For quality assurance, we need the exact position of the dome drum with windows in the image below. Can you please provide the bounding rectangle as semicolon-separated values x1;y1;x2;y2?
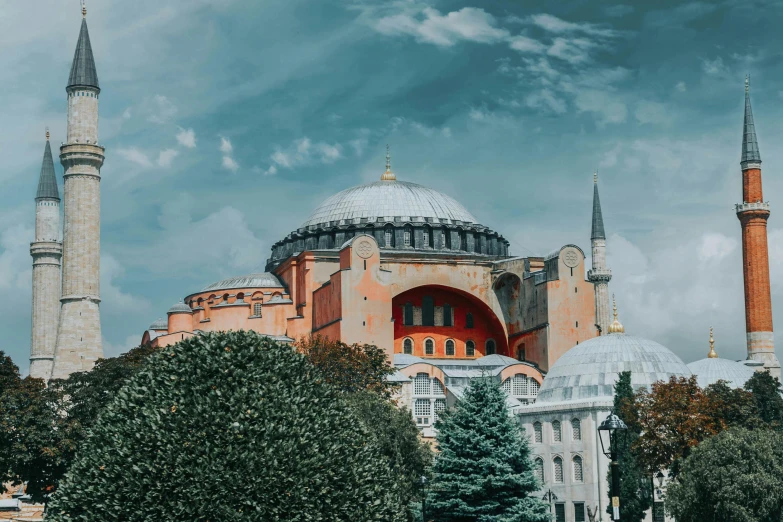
266;149;509;270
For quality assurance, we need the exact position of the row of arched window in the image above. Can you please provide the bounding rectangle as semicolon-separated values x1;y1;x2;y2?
501;374;540;403
534;455;583;484
403;338;495;356
532;419;581;443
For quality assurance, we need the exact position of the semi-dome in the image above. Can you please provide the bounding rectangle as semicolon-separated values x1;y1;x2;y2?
167;302;192;314
537;333;692;404
201;273;283;292
302;180;478;228
149;317;168;331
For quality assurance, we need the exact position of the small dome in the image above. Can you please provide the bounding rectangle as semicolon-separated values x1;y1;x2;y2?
149;317;168;331
687;358;756;389
167;302;192;314
301;180;478;228
201;273;283;292
537;333;692;404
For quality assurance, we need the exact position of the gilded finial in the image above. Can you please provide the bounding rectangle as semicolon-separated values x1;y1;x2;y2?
745;74;750;93
45;127;50;141
381;144;396;181
708;327;718;358
594;170;598;184
608;294;625;334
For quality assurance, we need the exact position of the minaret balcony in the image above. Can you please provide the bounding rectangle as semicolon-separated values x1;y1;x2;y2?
736;201;770;215
588;268;612;282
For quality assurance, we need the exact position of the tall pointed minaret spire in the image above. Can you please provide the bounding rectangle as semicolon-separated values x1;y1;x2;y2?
735;77;779;378
588;171;612;335
51;6;105;380
381;144;396;181
29;130;62;379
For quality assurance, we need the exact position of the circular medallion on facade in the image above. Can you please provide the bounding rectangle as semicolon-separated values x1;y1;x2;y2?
562;247;581;268
356;239;374;259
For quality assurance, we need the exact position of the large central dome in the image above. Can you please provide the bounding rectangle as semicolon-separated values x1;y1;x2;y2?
302;180;478;228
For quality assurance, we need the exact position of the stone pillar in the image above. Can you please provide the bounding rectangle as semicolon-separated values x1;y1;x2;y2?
30;205;61;379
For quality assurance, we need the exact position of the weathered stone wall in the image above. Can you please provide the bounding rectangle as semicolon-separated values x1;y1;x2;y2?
35;200;60;241
66;89;99;144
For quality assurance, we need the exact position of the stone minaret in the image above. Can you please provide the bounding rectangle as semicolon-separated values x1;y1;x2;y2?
588;172;612;335
736;77;779;378
29;131;62;379
51;6;105;380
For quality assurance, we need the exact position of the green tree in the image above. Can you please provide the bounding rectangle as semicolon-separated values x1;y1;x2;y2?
703;380;761;429
47;331;407;521
608;372;651;522
744;371;783;429
428;377;548;522
667;428;783;522
296;335;396;398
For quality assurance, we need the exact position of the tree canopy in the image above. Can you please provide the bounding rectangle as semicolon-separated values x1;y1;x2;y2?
744;371;783;429
46;331;408;521
428;377;548;522
666;428;783;522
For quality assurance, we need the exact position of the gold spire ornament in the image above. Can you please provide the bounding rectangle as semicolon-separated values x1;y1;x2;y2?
745;74;749;93
380;144;396;181
708;327;718;358
45;127;50;141
608;295;625;334
594;170;598;184
82;0;87;17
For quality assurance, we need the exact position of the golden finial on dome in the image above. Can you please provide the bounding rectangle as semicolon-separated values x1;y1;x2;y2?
45;127;50;141
608;294;625;334
708;326;718;358
82;0;87;17
380;144;396;181
594;170;598;184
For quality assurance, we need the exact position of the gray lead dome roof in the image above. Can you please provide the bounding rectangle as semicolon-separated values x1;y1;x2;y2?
537;333;692;404
201;273;283;292
687;358;756;389
302;180;478;228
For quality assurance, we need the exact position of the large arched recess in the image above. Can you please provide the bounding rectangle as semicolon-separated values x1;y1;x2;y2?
493;272;523;336
392;285;509;358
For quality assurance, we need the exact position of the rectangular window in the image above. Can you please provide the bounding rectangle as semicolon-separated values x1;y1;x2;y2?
414;374;431;395
253;303;262;316
573;503;585;522
422;296;435;326
555;503;566;522
414;399;431;426
434;398;446;420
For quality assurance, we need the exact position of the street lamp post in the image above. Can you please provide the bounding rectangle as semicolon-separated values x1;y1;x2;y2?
598;411;628;521
541;489;558;518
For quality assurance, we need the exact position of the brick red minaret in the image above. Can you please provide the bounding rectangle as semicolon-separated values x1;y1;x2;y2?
737;76;780;378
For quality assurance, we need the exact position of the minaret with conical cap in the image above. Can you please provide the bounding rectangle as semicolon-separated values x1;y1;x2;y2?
29;130;63;379
736;76;779;378
587;172;612;335
51;4;105;380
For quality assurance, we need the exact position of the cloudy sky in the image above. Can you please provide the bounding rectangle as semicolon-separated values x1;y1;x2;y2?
2;0;782;372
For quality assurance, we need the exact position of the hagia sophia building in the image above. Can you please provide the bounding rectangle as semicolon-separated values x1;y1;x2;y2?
24;8;780;522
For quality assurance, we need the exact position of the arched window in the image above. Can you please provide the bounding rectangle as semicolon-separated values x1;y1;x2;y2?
466;340;475;357
473;233;480;253
442;230;451;249
432;378;445;395
403;338;413;354
423;226;433;248
445;339;455;356
422;296;435;326
533;422;543;443
534;458;545;483
236;292;245;302
571;419;581;441
404;302;414;326
197;298;203;308
403;226;413;247
552;420;562;442
530;380;540;396
425;339;434;355
443;303;452;327
414;373;431;395
573;456;583;482
485;339;496;355
223;293;229;303
384;225;394;248
517;345;526;361
253;303;262;317
465;313;474;329
553;457;564;483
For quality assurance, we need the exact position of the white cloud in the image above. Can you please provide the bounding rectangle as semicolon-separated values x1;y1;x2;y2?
222;155;239;172
547;37;598;64
219;136;234;154
146;95;178;124
122;108;132;120
176;128;197;148
530;14;618;37
157;149;179;168
702;57;726;76
374;7;509;47
268;137;343;171
525;89;567;114
634;100;673;125
509;35;546;54
101;254;150;314
571;89;627;125
676;81;687;92
117;147;153;168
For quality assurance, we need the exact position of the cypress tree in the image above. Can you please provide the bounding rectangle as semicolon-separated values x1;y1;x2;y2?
428;377;548;522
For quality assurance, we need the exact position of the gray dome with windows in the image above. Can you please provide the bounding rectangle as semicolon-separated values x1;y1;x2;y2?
267;175;510;270
200;273;283;292
537;333;692;404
